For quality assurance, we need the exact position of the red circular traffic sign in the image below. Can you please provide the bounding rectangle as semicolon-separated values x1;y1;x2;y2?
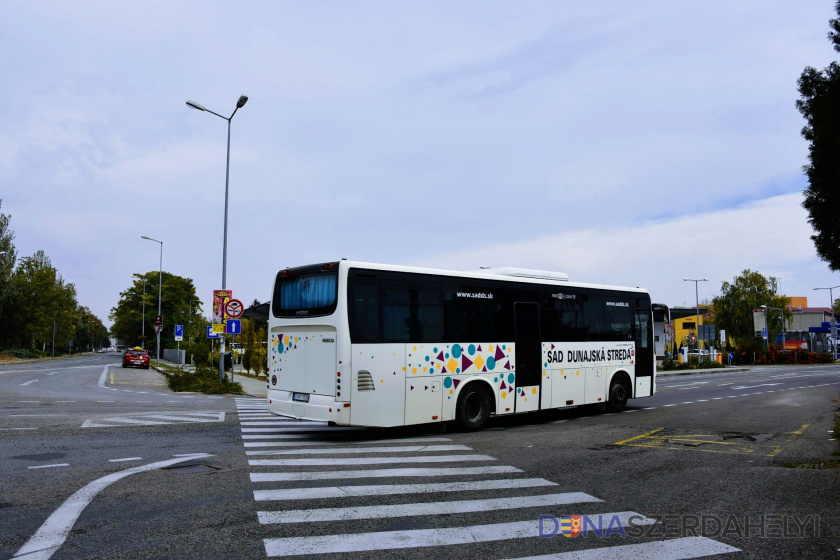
225;299;244;319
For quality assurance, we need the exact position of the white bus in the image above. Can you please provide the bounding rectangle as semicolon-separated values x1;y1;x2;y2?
267;261;656;430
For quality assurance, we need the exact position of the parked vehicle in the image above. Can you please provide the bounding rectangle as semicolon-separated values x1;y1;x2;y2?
122;347;150;369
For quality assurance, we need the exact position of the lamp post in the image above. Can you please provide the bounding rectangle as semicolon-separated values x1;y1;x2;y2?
142;236;163;366
814;285;840;361
761;305;786;349
683;278;708;354
186;94;248;383
141;278;147;349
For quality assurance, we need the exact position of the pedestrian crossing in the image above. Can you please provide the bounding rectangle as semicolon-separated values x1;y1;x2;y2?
234;397;741;559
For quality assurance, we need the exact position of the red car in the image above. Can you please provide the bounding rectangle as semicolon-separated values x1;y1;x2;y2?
122;347;150;369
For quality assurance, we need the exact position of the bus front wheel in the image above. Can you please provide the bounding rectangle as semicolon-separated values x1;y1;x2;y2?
455;383;492;431
606;376;629;412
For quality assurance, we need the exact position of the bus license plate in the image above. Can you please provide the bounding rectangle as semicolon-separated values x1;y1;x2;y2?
292;393;309;403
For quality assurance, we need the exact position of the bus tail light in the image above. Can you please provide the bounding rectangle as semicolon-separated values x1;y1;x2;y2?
343;403;350;407
322;263;335;271
432;415;438;420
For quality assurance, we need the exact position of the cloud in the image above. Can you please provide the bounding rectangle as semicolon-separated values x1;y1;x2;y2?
411;192;827;305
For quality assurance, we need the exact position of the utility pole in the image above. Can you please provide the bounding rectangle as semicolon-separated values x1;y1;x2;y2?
683;278;708;354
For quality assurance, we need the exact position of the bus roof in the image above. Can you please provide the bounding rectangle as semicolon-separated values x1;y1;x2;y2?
340;260;649;295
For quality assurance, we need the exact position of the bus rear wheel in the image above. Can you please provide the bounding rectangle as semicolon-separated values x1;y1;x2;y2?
455;383;492;431
606;376;629;412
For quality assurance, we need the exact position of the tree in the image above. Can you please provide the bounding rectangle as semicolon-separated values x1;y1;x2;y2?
0;200;17;323
711;270;790;348
797;2;840;270
109;271;200;353
241;318;255;374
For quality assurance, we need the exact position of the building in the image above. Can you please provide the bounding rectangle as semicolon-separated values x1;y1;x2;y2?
751;297;834;350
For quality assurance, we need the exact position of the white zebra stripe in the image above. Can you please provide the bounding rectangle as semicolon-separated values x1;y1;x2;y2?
245;444;471;456
250;465;523;482
253;477;557;501
249;454;496;466
262;512;655;556
243;437;451;447
500;536;740;559
258;492;601;523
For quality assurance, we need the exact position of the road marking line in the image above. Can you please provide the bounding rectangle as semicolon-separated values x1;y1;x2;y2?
243;437;451;448
663;404;677;407
14;453;211;560
499;535;740;559
550;419;569;423
57;401;76;403
28;464;69;470
712;397;723;400
623;409;638;413
643;407;657;410
254;478;557;501
250;454;498;467
732;383;781;390
110;372;114;385
696;399;708;402
251;465;524;482
262;512;655;556
18;400;40;403
259;492;602;524
108;457;142;463
681;402;694;404
96;401;114;403
246;444;472;456
20;380;39;386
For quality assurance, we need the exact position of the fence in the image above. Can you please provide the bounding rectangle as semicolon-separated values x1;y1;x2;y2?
162;349;185;365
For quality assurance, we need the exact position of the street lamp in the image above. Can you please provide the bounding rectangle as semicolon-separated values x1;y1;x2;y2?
142;236;163;366
140;277;147;349
186;94;248;383
683;278;708;355
761;305;786;349
814;285;840;361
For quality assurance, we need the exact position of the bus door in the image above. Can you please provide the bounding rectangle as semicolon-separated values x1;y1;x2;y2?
634;308;654;397
514;302;541;412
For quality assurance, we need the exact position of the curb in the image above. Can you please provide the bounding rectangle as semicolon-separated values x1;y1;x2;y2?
0;353;99;366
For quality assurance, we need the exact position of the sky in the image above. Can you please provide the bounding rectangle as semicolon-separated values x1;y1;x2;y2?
2;0;839;327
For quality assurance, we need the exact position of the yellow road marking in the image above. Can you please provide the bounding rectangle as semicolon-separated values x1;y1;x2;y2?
614;428;664;445
614;425;810;457
110;372;114;385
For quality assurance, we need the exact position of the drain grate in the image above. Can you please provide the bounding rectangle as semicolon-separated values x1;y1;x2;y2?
161;463;220;475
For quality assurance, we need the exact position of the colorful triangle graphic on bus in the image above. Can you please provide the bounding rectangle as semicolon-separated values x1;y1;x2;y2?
452;379;461;389
500;381;507;390
495;346;506;361
436;352;445;361
461;356;473;371
503;360;511;370
477;345;482;352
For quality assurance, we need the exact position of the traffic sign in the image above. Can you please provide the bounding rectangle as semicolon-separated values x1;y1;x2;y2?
728;352;734;360
762;327;768;339
225;299;244;319
174;325;184;342
211;323;225;334
153;325;161;334
154;315;162;327
206;326;220;339
226;319;241;335
213;290;232;321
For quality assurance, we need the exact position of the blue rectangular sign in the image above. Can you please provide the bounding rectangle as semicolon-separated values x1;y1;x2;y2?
174;325;184;341
206;326;220;339
226;319;241;335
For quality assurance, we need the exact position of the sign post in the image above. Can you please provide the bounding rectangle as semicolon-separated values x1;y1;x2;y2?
213;290;232;382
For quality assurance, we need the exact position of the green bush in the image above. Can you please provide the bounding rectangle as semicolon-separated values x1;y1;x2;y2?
165;364;243;394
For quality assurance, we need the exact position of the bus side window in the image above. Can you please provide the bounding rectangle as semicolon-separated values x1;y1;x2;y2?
350;281;380;343
383;288;411;342
634;310;650;348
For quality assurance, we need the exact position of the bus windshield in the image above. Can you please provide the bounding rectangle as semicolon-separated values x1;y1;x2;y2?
272;265;338;317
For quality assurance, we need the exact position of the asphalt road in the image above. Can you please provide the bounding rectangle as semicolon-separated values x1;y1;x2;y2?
1;356;839;559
